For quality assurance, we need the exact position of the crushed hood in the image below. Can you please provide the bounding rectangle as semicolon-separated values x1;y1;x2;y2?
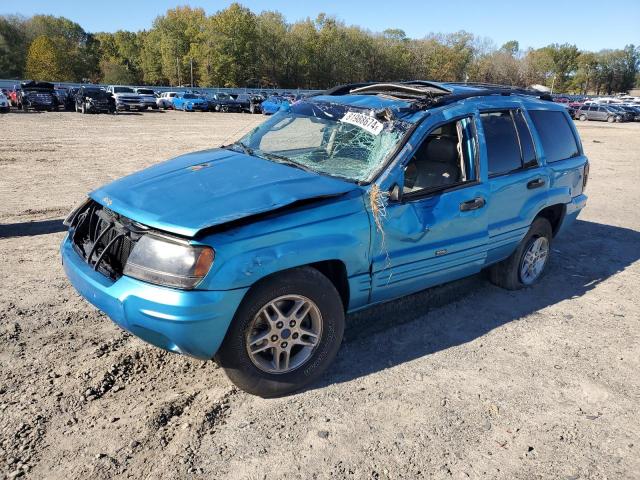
90;148;359;237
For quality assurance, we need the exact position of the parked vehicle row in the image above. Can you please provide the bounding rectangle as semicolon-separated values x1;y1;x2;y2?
1;84;291;115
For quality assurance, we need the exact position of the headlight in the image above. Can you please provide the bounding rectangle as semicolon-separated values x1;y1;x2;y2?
63;198;91;226
123;235;214;289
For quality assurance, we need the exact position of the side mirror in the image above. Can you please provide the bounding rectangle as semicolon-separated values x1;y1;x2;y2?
389;184;402;203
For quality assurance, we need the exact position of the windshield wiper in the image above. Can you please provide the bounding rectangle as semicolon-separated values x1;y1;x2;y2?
259;152;311;172
230;141;254;156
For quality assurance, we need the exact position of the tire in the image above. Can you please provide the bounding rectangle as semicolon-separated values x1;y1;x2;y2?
607;116;615;123
81;103;87;114
579;114;587;121
249;104;255;114
216;266;345;398
488;217;552;290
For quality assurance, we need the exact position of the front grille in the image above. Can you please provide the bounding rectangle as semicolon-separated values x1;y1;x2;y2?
70;201;145;280
118;97;140;104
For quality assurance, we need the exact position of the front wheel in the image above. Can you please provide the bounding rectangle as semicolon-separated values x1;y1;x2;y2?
579;114;587;121
81;103;87;114
488;217;552;290
216;267;345;398
607;116;615;123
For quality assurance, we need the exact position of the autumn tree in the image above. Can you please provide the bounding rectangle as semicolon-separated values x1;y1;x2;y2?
24;35;65;80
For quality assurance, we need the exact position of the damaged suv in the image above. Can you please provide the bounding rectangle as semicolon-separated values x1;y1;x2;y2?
61;81;588;397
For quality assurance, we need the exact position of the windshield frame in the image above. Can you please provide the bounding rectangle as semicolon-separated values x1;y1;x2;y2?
233;100;416;185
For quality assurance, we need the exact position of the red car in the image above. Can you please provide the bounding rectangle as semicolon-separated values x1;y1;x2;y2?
8;86;19;107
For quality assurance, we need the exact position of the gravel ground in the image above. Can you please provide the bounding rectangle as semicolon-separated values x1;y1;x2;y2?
0;111;639;480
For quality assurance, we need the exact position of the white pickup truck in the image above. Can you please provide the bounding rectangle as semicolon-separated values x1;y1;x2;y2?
105;86;147;111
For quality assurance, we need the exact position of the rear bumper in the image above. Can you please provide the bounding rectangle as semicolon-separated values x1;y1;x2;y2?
60;235;247;360
557;194;587;237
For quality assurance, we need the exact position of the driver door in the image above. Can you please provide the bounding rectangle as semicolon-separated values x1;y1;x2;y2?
370;115;489;303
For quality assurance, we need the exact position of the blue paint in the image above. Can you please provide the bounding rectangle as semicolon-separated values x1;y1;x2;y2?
62;82;588;360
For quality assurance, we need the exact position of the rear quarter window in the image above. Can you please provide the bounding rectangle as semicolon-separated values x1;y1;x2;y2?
528;110;580;163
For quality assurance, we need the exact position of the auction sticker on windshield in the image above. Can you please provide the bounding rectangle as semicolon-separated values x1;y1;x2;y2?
340;111;384;135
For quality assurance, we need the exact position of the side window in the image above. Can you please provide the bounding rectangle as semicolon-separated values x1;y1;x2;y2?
403;117;476;195
480;111;523;176
512;110;537;168
527;110;580;163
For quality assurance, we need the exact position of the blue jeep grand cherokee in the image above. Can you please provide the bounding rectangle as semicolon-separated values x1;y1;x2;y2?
61;81;588;397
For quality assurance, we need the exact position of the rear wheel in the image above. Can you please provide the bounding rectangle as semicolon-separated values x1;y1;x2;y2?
216;267;345;398
81;102;87;114
488;217;552;290
579;114;587;121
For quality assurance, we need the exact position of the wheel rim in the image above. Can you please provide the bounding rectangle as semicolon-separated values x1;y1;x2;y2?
246;294;323;374
519;236;549;285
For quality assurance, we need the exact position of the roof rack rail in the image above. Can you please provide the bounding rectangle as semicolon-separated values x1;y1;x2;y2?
320;81;553;106
322;83;375;96
434;85;553;105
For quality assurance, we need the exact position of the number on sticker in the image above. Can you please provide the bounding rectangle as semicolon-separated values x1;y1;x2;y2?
340;111;384;135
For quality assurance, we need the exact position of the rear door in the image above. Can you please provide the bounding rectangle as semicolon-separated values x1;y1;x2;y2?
594;106;607;121
478;109;548;264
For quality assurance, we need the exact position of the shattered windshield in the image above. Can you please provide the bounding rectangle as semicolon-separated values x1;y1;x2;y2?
236;101;411;182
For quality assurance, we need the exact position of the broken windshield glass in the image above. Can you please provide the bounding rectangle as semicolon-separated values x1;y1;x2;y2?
237;101;411;182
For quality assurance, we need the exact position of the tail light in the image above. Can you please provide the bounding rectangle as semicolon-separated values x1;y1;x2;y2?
583;162;589;191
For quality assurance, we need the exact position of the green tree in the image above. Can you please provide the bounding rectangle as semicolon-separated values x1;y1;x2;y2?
0;15;28;78
199;3;258;87
24;35;65;80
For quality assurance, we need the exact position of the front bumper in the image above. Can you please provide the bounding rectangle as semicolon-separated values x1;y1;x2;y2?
116;101;147;110
60;235;247;360
185;103;208;111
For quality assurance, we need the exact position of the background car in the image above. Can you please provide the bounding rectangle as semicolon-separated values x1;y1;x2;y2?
156;91;178;109
574;105;623;122
0;91;9;113
8;86;19;107
619;105;640;121
75;86;116;114
173;93;209;111
134;88;159;110
606;105;635;122
105;86;147;111
232;93;264;113
17;81;57;111
207;92;242;112
260;95;289;115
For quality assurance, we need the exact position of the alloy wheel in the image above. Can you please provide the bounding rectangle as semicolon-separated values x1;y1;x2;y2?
245;295;323;374
519;236;549;285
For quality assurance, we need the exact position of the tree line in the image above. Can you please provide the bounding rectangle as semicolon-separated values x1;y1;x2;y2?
1;4;638;94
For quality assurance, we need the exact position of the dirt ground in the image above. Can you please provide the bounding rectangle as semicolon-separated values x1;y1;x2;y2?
0;110;639;480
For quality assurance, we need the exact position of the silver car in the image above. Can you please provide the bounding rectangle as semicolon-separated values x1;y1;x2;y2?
135;88;158;110
575;105;624;123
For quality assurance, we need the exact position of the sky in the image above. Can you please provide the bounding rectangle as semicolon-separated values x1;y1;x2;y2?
3;0;639;52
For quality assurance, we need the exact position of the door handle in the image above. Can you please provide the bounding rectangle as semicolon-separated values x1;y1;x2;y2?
527;178;546;189
459;197;486;211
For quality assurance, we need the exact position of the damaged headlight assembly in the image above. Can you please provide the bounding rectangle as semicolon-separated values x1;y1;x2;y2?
123;235;214;290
